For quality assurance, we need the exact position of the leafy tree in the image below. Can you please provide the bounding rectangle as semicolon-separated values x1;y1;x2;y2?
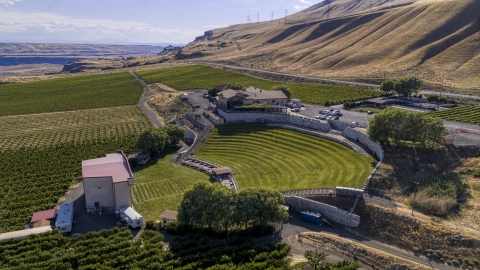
226;83;244;90
367;108;446;147
163;124;186;146
394;77;423;97
208;88;222;97
304;249;327;269
274;85;292;100
380;79;395;93
136;128;168;153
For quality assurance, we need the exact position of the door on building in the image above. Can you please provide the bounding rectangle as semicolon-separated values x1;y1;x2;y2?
94;202;100;208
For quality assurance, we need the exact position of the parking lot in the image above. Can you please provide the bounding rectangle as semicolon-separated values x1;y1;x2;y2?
294;104;374;127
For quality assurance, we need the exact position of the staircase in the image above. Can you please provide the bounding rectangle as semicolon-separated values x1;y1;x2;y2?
178;124;213;160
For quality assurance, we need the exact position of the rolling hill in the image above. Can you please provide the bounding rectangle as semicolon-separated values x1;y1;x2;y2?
179;0;480;90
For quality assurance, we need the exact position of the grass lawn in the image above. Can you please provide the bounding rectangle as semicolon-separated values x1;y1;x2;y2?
136;65;381;105
131;148;210;222
0;72;143;116
194;124;376;190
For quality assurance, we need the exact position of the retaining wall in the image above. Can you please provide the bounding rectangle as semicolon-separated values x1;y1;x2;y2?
186;113;207;130
336;187;364;197
284;196;360;227
218;110;331;132
342;127;384;161
175;119;196;142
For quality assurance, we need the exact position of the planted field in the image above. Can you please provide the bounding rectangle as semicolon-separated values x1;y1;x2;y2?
194;124;375;190
430;106;480;125
131;149;210;221
0;106;151;150
136;65;381;105
0;72;143;116
0;135;138;232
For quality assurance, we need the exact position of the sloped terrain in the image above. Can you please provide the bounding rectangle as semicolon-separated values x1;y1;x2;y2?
181;0;480;90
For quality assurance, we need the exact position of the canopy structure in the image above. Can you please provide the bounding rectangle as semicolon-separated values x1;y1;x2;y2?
211;167;233;176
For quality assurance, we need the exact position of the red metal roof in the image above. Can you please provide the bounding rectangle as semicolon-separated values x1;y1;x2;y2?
82;151;133;183
30;208;56;223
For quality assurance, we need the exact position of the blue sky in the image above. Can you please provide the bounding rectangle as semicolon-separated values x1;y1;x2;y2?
0;0;314;44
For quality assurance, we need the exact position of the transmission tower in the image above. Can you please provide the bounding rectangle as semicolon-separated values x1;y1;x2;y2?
271;11;274;22
284;9;288;25
257;13;259;23
327;4;330;19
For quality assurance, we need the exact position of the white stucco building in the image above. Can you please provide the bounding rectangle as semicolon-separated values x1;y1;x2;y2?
82;150;134;213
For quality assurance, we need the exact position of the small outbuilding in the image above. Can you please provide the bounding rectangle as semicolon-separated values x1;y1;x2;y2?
211;167;233;177
30;208;56;224
365;98;397;108
159;210;178;226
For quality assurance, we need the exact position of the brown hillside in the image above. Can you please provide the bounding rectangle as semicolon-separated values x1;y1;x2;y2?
181;0;480;90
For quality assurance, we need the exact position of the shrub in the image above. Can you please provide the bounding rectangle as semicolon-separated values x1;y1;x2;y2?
472;171;480;178
412;246;420;252
145;220;155;230
446;260;452;265
324;101;331;106
452;260;459;266
166;221;185;235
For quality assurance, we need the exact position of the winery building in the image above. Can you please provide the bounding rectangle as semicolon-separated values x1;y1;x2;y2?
82;150;134;213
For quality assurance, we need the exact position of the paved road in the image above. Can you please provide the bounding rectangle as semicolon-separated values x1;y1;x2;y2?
195;62;480;100
419;90;480;101
262;211;455;269
131;72;162;128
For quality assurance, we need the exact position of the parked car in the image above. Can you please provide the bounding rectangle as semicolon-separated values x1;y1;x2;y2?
320;115;327;120
333;116;339;120
315;115;321;119
203;93;209;98
291;108;300;112
367;111;373;114
193;104;200;108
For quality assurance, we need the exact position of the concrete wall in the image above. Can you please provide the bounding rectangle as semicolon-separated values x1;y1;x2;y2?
185;113;206;130
217;110;331;132
336;187;364;197
175;119;196;142
285;196;360;227
84;177;114;210
113;181;132;211
342;127;384;161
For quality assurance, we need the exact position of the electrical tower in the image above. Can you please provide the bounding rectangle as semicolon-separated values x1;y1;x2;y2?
271;11;274;22
257;13;259;23
284;9;288;25
327;4;330;19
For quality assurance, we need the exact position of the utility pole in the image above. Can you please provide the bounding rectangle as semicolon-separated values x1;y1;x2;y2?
284;9;288;25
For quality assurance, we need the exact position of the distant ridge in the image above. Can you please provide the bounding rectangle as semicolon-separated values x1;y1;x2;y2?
180;0;480;90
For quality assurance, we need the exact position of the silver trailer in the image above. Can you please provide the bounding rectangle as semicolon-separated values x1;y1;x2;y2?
55;203;74;233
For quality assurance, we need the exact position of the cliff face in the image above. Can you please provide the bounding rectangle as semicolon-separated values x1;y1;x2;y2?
180;0;480;90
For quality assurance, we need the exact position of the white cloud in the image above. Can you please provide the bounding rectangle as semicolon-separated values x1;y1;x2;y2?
0;0;20;6
0;11;200;43
299;0;310;3
294;5;308;10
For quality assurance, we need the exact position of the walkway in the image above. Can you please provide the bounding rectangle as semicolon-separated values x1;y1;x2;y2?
131;72;162;128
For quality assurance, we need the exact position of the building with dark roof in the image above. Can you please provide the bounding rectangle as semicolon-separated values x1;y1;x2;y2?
217;86;288;108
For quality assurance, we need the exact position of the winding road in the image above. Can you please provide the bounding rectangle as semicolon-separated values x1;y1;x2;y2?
131;72;162;128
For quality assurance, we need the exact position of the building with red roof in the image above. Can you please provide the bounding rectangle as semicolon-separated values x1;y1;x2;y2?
82;150;134;213
30;208;56;223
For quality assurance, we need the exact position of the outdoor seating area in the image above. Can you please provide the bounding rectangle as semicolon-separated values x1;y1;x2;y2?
181;158;238;190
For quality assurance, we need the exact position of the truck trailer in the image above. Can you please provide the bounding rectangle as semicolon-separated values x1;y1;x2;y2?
55;203;74;233
119;206;143;229
300;210;321;225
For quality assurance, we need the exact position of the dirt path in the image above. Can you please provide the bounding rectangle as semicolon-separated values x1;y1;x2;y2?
131;72;162;128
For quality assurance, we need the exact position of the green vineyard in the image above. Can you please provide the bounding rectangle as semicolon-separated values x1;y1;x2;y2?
0;136;139;232
136;65;382;105
0;106;151;150
0;72;144;116
430;106;480;125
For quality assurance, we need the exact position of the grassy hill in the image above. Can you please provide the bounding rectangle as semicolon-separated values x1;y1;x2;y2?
180;0;480;91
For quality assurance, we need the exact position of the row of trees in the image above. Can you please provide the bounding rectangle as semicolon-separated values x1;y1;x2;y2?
380;77;423;97
136;124;186;153
178;182;288;233
367;108;446;148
